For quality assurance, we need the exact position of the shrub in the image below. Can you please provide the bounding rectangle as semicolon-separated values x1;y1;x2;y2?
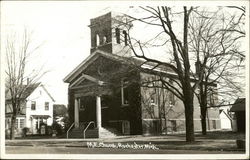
52;121;62;135
22;127;29;137
47;126;53;135
5;129;11;139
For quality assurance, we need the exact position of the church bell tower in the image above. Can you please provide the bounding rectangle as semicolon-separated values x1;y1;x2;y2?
89;12;133;57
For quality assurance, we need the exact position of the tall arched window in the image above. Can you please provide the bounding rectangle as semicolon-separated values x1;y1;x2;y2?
123;30;128;46
96;34;100;46
103;36;107;44
115;28;120;44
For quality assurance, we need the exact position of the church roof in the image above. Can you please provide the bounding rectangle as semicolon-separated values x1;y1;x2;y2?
63;49;174;83
230;98;245;112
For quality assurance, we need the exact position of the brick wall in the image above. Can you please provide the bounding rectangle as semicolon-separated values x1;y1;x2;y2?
139;72;221;135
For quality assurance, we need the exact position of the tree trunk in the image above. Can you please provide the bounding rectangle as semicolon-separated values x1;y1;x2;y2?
200;92;208;135
200;107;207;135
10;115;16;140
184;95;195;142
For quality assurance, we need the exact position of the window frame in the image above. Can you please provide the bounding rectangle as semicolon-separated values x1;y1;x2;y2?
31;101;36;110
45;102;49;110
15;119;19;129
96;34;100;46
19;119;25;128
115;28;120;44
122;30;128;46
121;78;129;106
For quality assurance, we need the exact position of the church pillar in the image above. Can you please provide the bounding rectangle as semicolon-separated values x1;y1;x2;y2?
74;98;79;128
96;95;102;129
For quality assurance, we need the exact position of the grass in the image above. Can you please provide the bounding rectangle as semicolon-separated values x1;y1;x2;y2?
6;131;246;152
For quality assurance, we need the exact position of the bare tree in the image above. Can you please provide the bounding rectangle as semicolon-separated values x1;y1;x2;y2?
189;7;245;135
5;29;46;139
120;6;196;142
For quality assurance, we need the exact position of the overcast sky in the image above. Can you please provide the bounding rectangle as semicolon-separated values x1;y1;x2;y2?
1;2;135;105
1;1;248;105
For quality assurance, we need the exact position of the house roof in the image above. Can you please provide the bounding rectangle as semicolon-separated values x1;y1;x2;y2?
230;98;245;112
5;83;41;100
219;109;233;120
5;112;26;117
63;49;174;83
41;85;55;102
6;83;55;102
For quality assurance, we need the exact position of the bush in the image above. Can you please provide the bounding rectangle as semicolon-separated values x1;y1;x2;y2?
47;126;53;135
52;121;63;135
236;139;245;149
22;127;29;137
5;129;11;139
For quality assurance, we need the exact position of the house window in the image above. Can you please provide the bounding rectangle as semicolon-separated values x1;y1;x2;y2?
121;79;129;106
15;119;18;129
45;102;49;110
212;120;216;129
115;28;120;44
31;101;36;110
123;30;128;46
20;119;25;128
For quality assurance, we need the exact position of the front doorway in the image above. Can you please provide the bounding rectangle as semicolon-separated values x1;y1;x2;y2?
78;95;112;128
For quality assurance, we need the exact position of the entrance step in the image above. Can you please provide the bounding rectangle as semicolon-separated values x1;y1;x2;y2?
67;128;84;138
99;127;120;138
85;128;98;138
67;127;120;138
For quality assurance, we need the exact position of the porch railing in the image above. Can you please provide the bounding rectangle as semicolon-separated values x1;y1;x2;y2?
83;121;95;139
66;122;75;139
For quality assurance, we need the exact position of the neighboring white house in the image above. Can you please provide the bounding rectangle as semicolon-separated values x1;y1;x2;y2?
219;107;232;130
5;83;55;135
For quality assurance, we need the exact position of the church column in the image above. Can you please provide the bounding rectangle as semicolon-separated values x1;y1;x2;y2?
74;98;80;128
96;95;102;129
37;118;40;129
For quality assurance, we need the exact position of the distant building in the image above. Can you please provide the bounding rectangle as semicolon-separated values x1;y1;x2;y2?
230;98;245;132
64;12;221;138
53;104;68;128
5;83;55;136
219;108;232;130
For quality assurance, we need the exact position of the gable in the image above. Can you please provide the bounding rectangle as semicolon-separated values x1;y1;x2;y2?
64;49;217;89
64;50;138;85
27;85;55;102
69;57;133;90
5;83;40;100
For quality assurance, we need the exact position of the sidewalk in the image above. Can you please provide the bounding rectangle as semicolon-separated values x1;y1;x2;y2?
5;134;245;152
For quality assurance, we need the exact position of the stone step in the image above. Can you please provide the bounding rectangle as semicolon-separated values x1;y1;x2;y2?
99;128;118;138
104;127;121;135
83;129;97;138
67;127;120;138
